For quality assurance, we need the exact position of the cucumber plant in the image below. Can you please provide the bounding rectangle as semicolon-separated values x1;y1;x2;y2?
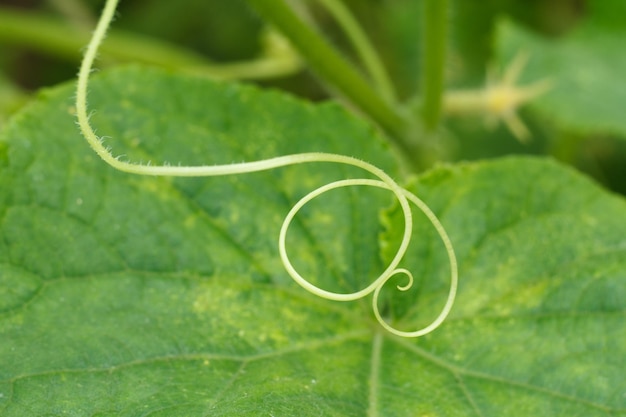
0;0;624;415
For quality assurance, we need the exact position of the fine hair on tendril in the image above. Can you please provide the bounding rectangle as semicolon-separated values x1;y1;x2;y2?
75;0;458;338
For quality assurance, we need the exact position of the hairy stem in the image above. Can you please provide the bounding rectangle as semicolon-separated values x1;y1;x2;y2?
420;0;448;130
76;0;457;338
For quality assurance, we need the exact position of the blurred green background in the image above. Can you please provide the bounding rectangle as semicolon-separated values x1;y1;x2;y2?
1;0;624;195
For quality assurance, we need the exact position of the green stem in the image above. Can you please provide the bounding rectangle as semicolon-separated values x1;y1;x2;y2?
420;0;448;130
0;6;300;80
246;0;408;140
0;7;203;66
317;0;397;104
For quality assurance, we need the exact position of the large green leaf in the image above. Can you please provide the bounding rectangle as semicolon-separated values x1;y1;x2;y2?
1;67;625;416
495;0;626;138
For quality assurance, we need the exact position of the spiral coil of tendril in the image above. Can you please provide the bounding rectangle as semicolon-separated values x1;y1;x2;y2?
76;0;458;338
278;169;458;337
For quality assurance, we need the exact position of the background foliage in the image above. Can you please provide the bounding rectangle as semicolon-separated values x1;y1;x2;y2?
1;0;625;195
